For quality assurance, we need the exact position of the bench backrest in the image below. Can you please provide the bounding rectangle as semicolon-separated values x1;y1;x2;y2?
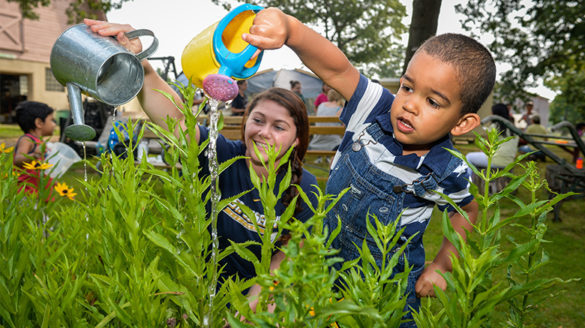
197;115;346;147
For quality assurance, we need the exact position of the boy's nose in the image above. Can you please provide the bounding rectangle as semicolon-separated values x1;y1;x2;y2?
402;99;419;115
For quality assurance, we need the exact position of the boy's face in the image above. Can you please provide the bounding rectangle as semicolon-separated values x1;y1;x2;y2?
40;113;57;137
391;51;467;155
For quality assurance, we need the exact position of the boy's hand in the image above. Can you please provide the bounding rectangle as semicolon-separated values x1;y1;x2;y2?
84;18;143;55
245;7;359;100
242;8;291;51
415;263;447;298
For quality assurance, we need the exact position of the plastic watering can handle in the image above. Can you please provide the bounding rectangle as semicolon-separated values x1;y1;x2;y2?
125;29;159;61
214;4;264;78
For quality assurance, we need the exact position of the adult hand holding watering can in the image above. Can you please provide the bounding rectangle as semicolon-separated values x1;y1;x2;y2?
83;19;197;138
84;18;145;55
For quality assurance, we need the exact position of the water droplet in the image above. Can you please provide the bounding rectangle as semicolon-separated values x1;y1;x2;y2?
82;142;87;182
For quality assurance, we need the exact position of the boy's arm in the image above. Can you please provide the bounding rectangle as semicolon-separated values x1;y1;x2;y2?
13;138;38;167
246;250;286;313
415;200;478;297
243;8;360;100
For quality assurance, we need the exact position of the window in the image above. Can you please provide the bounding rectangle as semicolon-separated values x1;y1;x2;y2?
45;68;64;92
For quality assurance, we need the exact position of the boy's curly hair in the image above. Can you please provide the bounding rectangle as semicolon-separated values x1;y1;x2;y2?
15;101;55;133
416;33;496;115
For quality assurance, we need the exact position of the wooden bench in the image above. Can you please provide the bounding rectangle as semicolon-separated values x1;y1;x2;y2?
139;115;345;172
196;115;346;158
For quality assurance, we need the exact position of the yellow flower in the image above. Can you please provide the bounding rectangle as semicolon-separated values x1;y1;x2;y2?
23;160;53;171
54;182;76;200
0;142;14;153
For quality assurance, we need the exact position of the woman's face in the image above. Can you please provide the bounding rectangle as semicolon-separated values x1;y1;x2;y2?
244;99;299;165
291;83;301;94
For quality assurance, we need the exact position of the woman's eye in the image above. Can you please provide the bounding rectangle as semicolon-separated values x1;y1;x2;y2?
253;118;262;124
274;125;285;131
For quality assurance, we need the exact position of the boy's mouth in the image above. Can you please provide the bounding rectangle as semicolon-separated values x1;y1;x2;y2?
396;118;415;133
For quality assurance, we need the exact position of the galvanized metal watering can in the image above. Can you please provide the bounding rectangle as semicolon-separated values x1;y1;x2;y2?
50;24;158;141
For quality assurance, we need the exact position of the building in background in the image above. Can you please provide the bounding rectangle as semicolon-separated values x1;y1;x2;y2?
0;0;105;123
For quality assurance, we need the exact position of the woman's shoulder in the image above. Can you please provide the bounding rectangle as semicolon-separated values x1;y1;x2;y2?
300;168;318;187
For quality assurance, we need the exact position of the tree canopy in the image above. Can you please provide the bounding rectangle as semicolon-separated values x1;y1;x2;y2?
211;0;408;78
7;0;129;23
457;0;585;121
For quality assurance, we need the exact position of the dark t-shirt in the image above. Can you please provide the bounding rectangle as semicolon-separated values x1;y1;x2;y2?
198;125;319;282
231;93;248;116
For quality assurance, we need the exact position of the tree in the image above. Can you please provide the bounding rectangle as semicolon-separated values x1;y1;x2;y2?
7;0;130;23
547;65;585;123
211;0;408;78
456;0;585;109
402;0;442;74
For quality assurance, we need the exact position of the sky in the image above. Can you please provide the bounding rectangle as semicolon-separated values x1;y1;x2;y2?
107;0;556;100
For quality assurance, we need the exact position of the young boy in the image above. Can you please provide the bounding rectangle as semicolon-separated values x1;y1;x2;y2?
13;101;57;167
243;8;495;324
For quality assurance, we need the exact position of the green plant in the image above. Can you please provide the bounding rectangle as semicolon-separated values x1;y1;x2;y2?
0;89;577;327
413;129;577;328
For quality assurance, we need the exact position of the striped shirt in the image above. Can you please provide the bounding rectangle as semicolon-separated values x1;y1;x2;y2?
331;75;473;228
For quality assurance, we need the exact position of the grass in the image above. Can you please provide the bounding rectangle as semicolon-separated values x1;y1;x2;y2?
0;123;61;146
0;123;23;139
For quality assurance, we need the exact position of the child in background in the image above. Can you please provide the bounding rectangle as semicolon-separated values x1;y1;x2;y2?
13;101;57;194
13;101;57;167
243;8;495;326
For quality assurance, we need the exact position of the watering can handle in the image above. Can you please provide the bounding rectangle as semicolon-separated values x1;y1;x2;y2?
217;45;263;77
214;4;264;78
124;29;159;61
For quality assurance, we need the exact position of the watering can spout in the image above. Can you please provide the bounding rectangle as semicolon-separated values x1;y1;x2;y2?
181;4;264;101
65;83;96;141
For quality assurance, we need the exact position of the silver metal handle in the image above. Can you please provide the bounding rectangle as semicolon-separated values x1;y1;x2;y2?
124;29;159;60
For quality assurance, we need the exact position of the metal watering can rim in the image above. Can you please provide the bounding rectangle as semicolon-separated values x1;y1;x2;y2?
212;3;264;79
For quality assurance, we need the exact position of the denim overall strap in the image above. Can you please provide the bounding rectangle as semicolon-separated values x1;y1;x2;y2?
364;121;386;141
326;122;427;327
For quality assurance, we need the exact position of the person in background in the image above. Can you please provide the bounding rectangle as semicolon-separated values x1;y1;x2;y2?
290;80;313;115
576;122;585;140
231;80;248;116
518;115;547;161
13;101;57;167
313;83;331;110
519;100;535;126
308;89;344;153
13;101;58;194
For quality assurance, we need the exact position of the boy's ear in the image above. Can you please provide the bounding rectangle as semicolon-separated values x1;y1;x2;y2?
451;113;480;136
34;117;44;129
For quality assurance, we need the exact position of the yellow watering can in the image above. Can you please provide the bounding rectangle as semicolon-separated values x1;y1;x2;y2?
182;4;264;101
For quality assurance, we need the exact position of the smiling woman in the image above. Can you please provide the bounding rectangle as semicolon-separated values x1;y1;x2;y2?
83;13;319;314
196;88;317;299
